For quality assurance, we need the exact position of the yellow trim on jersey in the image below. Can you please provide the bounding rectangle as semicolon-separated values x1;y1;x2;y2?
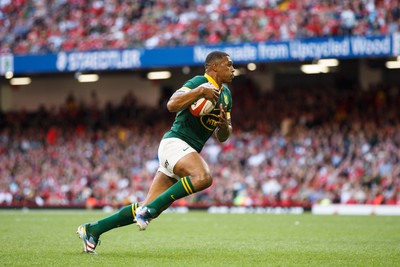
204;74;221;90
181;177;193;194
226;112;231;120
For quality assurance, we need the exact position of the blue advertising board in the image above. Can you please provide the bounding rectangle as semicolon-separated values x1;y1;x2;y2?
0;35;394;75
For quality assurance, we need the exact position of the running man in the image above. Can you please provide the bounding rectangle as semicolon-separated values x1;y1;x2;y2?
77;50;235;254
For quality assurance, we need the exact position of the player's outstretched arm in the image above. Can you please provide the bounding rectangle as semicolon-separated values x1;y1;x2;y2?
167;85;219;113
215;104;232;142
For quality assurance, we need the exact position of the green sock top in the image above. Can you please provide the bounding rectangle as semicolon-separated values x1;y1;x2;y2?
146;176;195;217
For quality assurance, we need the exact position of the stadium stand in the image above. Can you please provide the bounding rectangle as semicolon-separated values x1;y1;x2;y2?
1;0;399;54
0;82;399;208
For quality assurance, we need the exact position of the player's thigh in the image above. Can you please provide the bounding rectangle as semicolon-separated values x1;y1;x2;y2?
173;151;210;178
142;171;177;205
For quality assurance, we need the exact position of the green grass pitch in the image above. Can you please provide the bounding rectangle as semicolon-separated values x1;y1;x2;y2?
0;210;399;266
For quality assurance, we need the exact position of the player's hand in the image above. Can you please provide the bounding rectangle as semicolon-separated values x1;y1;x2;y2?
217;104;229;129
199;83;219;104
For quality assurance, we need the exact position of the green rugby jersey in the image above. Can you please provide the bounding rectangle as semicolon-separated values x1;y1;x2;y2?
162;74;233;152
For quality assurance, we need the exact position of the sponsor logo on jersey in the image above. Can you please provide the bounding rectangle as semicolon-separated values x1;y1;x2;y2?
200;113;219;131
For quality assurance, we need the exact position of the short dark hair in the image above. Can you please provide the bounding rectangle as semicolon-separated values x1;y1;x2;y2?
205;51;229;68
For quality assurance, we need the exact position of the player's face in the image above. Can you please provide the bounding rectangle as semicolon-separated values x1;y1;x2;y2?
217;56;235;83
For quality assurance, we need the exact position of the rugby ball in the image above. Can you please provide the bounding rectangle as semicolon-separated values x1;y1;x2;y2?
189;82;218;117
190;98;215;117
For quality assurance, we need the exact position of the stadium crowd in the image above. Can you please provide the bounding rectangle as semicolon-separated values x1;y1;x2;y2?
0;81;399;208
1;0;399;54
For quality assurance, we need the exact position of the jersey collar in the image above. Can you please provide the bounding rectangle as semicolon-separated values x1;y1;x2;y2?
204;73;222;90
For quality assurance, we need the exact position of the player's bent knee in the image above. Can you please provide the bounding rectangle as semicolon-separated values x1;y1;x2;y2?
192;172;213;191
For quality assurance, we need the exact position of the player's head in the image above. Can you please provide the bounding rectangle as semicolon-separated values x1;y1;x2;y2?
205;51;235;84
205;51;229;68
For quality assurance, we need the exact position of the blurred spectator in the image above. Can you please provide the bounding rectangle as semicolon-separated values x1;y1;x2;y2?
86;194;98;210
340;3;356;35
